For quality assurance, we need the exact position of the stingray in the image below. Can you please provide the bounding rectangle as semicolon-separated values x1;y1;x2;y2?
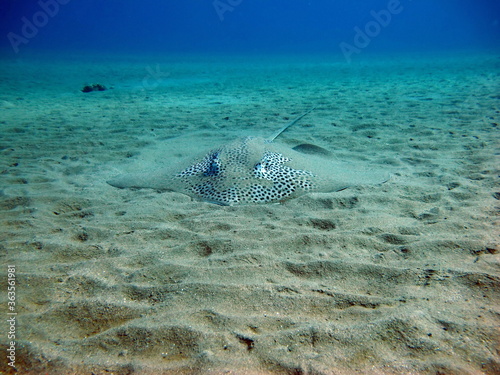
108;109;390;205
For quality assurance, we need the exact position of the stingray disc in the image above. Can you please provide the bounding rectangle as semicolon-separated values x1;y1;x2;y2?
171;136;316;205
107;111;391;206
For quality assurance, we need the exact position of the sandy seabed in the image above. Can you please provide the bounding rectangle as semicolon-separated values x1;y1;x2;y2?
0;51;499;375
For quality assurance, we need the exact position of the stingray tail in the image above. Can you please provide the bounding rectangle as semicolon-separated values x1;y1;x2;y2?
266;107;316;142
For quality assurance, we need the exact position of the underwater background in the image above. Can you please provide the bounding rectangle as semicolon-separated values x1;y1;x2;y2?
0;1;499;375
0;0;499;57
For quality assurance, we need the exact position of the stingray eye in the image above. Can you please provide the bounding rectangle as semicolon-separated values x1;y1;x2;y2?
254;163;266;174
203;152;221;177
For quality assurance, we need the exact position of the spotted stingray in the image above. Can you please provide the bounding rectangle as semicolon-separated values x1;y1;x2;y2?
108;109;389;205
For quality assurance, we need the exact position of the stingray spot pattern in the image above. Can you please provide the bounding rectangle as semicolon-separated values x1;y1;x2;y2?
175;137;316;205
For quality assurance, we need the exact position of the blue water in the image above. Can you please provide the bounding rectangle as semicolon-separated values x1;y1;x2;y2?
1;0;499;59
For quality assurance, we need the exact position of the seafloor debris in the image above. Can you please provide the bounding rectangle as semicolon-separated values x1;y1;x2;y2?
81;83;107;93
